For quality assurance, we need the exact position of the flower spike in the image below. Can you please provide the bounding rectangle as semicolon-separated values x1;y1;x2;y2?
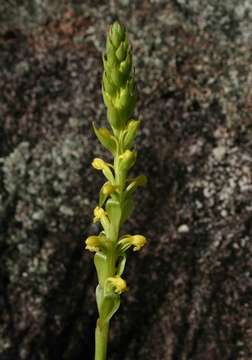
86;21;147;359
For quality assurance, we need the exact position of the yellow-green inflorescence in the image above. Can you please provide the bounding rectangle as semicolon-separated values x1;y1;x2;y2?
85;21;147;360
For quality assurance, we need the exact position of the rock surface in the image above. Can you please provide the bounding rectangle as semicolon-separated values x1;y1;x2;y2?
0;1;252;359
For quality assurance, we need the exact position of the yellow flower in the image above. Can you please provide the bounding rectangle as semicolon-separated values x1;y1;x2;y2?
91;158;115;184
92;158;107;170
107;276;128;294
102;182;116;195
118;234;147;252
130;235;147;251
85;236;101;252
93;206;107;223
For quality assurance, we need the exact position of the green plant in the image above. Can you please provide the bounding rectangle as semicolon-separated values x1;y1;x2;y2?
85;22;147;360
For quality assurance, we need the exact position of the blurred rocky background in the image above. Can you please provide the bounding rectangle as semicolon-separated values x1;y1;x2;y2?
0;0;252;359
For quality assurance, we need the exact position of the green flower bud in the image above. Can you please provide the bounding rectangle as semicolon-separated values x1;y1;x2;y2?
116;43;127;62
117;86;131;109
123;120;141;149
110;22;125;48
103;72;116;96
92;123;117;155
107;106;124;130
102;86;113;108
106;39;118;65
120;51;132;74
110;67;124;88
119;150;137;172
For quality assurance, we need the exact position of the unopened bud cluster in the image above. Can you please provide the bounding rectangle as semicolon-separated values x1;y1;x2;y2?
102;22;137;130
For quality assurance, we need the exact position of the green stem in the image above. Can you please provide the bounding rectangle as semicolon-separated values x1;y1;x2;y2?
95;321;110;360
